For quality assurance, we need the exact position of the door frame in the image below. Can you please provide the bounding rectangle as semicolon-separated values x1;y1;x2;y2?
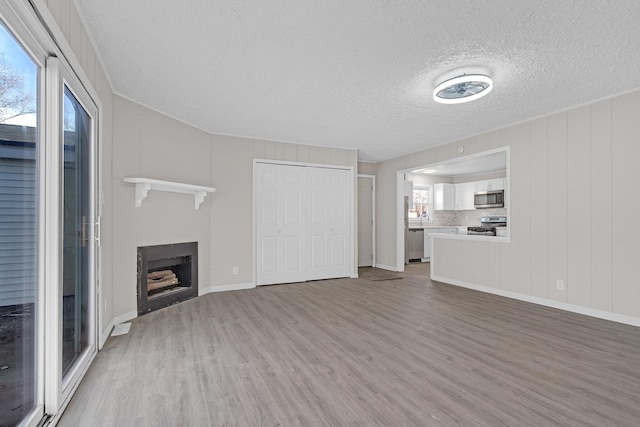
44;55;100;417
357;174;375;268
252;159;357;286
0;3;49;425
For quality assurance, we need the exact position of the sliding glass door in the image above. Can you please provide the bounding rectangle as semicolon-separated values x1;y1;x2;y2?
61;86;94;382
45;59;98;414
0;2;100;424
0;17;41;427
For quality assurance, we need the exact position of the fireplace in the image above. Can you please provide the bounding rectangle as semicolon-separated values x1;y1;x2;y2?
137;242;198;315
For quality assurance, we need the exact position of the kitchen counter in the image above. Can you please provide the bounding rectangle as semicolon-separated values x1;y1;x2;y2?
408;225;469;229
430;232;510;243
409;223;462;228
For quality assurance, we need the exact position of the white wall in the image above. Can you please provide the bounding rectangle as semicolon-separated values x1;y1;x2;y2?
375;91;640;320
357;161;377;175
44;0;358;328
452;170;506;184
112;96;358;317
406;174;453;186
111;96;213;317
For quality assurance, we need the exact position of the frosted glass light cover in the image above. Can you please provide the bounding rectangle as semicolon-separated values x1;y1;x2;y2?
433;75;493;104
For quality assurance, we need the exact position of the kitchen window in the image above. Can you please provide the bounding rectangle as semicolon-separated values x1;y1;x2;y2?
408;186;432;221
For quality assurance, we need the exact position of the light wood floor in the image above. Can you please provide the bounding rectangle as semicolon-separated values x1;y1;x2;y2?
59;264;640;426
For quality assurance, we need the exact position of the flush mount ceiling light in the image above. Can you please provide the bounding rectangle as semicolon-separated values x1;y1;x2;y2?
433;74;493;104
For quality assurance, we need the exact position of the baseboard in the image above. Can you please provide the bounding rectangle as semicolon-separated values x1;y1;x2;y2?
199;282;255;295
99;318;115;350
431;274;640;328
112;310;138;325
375;263;399;272
99;310;138;349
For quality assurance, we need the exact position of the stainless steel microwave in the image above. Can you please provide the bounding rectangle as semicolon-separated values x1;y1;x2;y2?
474;190;504;209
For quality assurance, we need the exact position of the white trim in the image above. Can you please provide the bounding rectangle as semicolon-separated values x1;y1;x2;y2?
20;404;45;427
68;0;116;92
375;263;399;272
47;351;96;427
431;275;640;328
99;311;137;349
29;1;103;112
357;174;376;268
99;318;115;349
111;310;138;326
199;283;256;295
43;55;62;414
395;171;405;271
57;58;101;413
254;158;354;171
95;310;138;351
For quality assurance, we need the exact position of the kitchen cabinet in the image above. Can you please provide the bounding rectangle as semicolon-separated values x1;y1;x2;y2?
433;183;455;210
423;227;457;259
454;182;476;210
475;178;505;192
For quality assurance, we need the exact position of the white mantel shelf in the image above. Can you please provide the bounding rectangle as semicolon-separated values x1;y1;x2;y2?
122;177;216;209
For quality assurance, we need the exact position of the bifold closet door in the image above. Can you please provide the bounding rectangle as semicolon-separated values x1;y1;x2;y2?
306;167;350;280
256;163;351;286
255;163;306;285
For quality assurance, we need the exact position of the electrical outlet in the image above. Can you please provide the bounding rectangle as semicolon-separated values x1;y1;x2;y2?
556;279;565;291
232;266;238;275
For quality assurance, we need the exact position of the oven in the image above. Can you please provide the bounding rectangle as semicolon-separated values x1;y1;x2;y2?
467;216;507;236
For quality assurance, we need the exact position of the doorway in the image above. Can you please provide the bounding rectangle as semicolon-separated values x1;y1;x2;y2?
357;175;375;267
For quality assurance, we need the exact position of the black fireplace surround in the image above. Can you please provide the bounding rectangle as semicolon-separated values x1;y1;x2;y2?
137;242;198;315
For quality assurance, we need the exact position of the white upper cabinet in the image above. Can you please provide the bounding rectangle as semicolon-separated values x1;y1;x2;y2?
454;182;476;210
475;178;505;192
433;183;455;210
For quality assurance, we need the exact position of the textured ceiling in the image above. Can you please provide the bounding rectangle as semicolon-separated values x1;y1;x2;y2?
75;0;640;162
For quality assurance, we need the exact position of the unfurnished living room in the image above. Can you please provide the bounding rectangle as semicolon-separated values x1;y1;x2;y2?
1;1;640;426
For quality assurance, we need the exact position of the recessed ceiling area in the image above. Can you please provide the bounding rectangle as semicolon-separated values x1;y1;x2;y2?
74;0;640;162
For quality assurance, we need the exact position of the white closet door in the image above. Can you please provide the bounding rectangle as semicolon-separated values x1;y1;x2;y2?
256;163;306;285
306;167;351;280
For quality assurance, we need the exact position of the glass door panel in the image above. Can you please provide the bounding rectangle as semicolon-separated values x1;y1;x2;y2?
61;87;92;380
0;20;39;427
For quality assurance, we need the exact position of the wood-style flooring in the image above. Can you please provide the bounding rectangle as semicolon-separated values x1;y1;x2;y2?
59;263;640;426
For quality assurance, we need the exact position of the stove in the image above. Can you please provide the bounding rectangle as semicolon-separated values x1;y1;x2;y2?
467;216;507;236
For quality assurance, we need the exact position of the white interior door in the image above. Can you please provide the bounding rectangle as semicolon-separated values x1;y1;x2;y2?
255;162;352;285
255;163;306;285
306;167;351;281
357;176;374;267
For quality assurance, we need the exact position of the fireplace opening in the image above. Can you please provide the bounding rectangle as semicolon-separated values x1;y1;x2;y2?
137;242;198;315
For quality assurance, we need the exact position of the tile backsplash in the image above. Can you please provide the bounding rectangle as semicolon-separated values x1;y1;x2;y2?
412;208;508;227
